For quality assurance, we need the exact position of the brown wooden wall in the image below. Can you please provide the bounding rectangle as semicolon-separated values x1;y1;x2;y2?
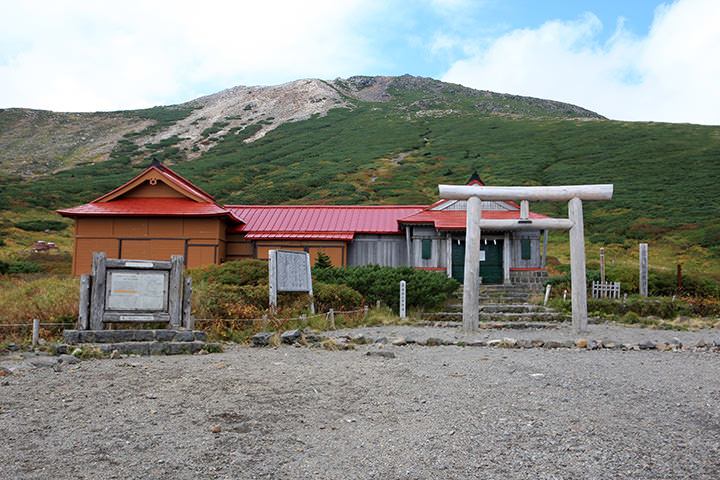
71;216;227;275
254;240;347;267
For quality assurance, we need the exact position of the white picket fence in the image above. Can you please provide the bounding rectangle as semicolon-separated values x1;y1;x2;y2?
591;281;621;299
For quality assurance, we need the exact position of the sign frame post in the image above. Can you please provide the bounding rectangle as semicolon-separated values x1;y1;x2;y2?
268;249;315;315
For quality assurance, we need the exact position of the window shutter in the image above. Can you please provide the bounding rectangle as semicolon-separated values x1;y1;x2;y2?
521;239;531;260
422;239;432;259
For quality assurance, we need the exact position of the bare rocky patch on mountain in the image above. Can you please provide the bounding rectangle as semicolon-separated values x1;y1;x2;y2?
0;75;602;178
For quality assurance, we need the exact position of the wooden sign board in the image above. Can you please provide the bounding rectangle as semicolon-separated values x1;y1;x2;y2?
268;249;314;314
106;271;168;311
79;252;191;330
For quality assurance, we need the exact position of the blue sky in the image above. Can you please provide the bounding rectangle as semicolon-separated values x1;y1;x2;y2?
1;0;718;124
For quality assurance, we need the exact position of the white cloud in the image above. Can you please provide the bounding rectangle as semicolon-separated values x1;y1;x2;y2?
0;0;375;111
441;0;720;125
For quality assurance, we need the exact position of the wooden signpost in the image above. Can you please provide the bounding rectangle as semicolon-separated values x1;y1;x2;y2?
268;249;314;314
79;252;192;330
639;243;648;297
439;183;614;334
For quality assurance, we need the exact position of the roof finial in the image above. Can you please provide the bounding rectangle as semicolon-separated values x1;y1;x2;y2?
151;157;162;168
467;171;485;186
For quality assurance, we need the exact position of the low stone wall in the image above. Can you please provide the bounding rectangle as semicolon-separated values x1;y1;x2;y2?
62;329;207;344
509;269;548;291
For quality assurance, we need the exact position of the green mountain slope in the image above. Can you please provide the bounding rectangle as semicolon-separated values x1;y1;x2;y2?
1;75;719;273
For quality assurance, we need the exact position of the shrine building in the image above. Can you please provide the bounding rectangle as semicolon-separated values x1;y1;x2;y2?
59;161;552;285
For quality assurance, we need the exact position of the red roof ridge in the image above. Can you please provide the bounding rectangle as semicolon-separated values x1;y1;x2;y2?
225;204;427;209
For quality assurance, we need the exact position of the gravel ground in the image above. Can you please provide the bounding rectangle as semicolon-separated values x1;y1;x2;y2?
2;324;720;479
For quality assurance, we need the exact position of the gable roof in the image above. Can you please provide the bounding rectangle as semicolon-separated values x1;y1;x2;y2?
57;163;244;224
92;163;217;204
226;205;425;240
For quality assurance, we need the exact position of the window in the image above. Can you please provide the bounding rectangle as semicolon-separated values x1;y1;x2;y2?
422;239;432;259
521;239;531;260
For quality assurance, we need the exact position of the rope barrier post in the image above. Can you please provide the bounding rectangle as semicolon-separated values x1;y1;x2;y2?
543;284;551;306
32;319;40;346
364;305;369;318
329;309;335;329
376;300;381;309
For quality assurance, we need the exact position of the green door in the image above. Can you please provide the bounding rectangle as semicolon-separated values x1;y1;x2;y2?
451;241;465;283
479;240;504;284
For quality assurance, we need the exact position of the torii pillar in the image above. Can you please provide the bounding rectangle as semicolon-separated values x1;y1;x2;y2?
439;184;614;334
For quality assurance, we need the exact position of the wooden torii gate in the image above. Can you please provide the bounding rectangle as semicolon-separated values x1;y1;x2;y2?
438;184;614;333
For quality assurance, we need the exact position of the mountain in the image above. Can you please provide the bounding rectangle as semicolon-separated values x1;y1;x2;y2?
0;75;601;177
1;75;719;274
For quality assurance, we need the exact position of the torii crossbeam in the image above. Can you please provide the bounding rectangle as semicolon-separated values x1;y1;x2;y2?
438;184;614;333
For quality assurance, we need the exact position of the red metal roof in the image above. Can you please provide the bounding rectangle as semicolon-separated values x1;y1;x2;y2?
58;198;244;223
226;205;425;239
398;209;550;230
244;232;356;241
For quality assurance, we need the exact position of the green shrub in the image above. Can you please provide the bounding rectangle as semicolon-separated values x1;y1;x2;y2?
188;259;268;286
314;265;458;312
191;281;268;319
0;259;42;274
314;251;333;269
312;281;363;311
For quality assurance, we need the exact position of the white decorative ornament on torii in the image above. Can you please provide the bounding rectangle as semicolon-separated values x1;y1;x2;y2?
438;183;614;334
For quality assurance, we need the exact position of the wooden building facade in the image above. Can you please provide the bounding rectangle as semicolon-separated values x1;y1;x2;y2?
60;163;551;284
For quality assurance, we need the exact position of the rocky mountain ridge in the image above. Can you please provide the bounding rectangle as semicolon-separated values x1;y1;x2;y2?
0;75;602;178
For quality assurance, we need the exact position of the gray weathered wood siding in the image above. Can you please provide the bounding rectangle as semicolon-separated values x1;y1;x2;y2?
348;234;407;267
411;226;449;269
509;231;542;269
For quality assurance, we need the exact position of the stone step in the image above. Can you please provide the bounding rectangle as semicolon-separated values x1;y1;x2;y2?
446;303;553;313
479;295;532;303
57;341;214;356
425;311;570;322
423;320;563;329
62;329;207;344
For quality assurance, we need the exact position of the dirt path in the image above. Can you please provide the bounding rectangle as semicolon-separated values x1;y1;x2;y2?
2;325;720;479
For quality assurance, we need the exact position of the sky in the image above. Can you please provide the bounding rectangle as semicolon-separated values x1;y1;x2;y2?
0;0;718;125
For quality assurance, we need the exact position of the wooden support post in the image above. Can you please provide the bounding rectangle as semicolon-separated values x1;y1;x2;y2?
446;233;452;278
600;247;606;298
183;277;193;330
520;200;529;220
677;264;682;295
462;196;482;332
78;274;91;330
32;318;40;346
568;198;588;333
89;252;107;330
639;243;648;297
268;250;277;315
405;227;412;266
168;255;183;329
503;232;511;284
329;309;335;329
306;253;315;315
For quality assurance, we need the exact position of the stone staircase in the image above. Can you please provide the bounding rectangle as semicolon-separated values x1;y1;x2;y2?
425;284;569;324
